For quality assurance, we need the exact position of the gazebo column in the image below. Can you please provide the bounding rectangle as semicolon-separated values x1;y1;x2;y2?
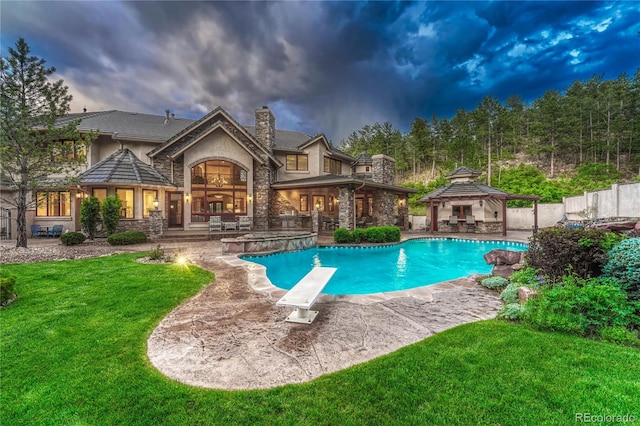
533;200;539;233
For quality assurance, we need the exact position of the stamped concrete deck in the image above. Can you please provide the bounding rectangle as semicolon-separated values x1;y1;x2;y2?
146;231;531;390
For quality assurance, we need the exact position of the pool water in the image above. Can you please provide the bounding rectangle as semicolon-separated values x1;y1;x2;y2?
242;238;527;295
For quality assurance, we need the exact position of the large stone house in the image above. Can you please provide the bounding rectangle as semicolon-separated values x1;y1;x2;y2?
18;106;414;237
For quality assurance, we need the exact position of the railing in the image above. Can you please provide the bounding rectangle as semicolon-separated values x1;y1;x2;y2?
0;207;11;240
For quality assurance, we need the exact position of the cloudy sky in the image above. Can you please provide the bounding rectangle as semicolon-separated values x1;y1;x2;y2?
2;1;639;142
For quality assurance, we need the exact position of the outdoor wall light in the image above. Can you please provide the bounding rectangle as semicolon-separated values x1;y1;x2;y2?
315;201;321;210
442;202;446;208
153;198;159;210
247;194;253;203
185;193;190;203
494;211;499;219
479;200;483;207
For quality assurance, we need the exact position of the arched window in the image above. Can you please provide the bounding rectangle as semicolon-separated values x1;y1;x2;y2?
190;160;248;222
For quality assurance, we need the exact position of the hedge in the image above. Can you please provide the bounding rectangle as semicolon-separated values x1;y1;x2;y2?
107;231;148;245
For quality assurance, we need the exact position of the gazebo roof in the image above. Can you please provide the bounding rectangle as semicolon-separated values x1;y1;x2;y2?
445;166;481;178
418;182;508;202
78;148;175;187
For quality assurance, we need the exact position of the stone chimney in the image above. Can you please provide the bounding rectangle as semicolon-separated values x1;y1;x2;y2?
372;154;395;185
254;106;275;151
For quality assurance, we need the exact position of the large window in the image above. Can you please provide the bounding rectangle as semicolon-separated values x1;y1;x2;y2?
324;157;342;174
143;190;158;218
36;191;71;216
116;188;134;218
190;160;248;222
286;154;308;171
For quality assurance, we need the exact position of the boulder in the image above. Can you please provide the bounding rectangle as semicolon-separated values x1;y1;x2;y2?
483;249;524;266
518;286;537;304
492;265;515;279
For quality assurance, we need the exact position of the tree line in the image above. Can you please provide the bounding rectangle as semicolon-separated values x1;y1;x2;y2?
339;70;640;186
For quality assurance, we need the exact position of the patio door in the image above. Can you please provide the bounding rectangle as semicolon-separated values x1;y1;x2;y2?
167;192;183;228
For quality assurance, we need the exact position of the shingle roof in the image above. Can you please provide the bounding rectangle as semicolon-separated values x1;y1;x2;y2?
243;126;312;150
446;166;481;178
57;110;195;142
78;148;175;187
271;174;418;193
355;153;372;164
418;182;508;201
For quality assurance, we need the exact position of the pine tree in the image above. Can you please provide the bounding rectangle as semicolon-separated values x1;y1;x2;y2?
0;38;96;247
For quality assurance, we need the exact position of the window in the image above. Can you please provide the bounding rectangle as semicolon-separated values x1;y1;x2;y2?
92;188;107;203
286;154;308;171
324;157;342;174
189;160;248;222
143;190;157;218
36;191;71;216
53;140;86;162
312;195;325;211
116;188;134;218
299;194;309;212
452;205;472;219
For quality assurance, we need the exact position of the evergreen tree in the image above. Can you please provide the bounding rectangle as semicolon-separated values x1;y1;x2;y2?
0;38;96;247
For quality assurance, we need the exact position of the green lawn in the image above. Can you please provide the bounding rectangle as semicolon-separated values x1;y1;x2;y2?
1;254;639;425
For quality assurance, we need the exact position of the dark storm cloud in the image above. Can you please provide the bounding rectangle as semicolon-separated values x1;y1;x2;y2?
1;1;638;142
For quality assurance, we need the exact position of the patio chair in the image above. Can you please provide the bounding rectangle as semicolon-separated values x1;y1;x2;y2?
238;216;251;231
30;224;45;238
209;216;222;232
466;216;476;233
448;216;459;232
47;224;63;238
356;217;367;228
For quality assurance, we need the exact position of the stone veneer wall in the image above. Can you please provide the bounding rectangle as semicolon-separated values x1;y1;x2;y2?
373;189;396;226
253;107;276;230
371;154;395;185
338;187;354;230
152;152;176;185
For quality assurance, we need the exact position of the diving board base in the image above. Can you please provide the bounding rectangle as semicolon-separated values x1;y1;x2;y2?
284;308;319;324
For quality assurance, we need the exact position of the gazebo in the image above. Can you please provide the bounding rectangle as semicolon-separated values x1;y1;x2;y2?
418;167;540;236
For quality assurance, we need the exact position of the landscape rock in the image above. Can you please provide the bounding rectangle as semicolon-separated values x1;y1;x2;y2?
517;286;537;304
483;249;523;266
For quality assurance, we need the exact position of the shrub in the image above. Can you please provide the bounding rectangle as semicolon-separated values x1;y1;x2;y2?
148;245;165;260
60;232;86;246
603;238;640;302
364;227;385;243
599;326;640;347
107;231;147;245
381;226;401;242
524;276;638;338
500;283;520;304
80;196;101;240
351;228;367;244
101;196;122;236
497;303;526;321
509;267;545;288
525;228;621;281
0;270;17;304
481;276;509;290
333;228;352;244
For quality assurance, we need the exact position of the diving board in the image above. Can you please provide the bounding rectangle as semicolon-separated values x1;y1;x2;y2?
276;266;337;324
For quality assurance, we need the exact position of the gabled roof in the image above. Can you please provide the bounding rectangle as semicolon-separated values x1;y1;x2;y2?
354;153;372;164
147;106;281;166
271;174;418;194
57;110;194;142
243;126;311;150
78;148;175;187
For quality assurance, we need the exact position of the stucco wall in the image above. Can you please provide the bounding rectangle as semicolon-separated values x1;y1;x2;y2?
507;204;564;230
564;183;640;219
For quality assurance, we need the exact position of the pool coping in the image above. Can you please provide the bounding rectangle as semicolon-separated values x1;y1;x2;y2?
219;236;527;305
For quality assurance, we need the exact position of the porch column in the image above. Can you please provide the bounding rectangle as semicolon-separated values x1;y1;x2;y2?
339;187;355;231
311;210;320;233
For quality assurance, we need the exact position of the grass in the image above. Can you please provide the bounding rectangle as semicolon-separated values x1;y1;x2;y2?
1;254;639;425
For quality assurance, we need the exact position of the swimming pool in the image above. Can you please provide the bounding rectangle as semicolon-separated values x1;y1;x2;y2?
241;238;527;295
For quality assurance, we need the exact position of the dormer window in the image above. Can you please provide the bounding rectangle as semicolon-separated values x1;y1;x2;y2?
286;154;308;171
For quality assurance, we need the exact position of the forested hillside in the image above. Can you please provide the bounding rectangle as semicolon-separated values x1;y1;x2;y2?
339;70;640;209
